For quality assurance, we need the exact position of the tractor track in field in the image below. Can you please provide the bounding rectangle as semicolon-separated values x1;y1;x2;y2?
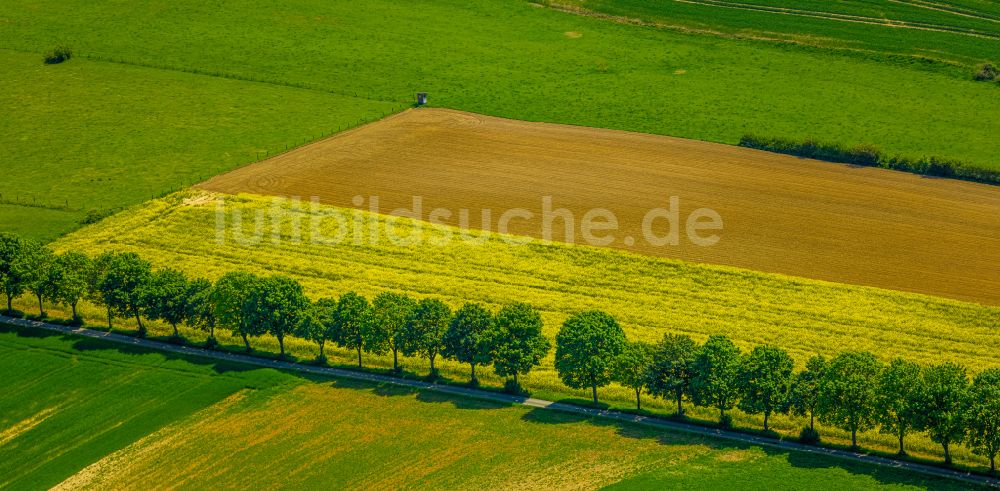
5;316;998;488
889;0;1000;24
671;0;1000;38
541;0;1000;40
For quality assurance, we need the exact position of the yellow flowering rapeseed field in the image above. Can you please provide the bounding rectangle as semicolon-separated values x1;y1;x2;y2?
48;191;999;462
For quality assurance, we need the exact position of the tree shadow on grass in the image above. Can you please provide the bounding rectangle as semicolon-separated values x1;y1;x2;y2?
3;321;509;409
3;321;985;488
518;406;982;490
66;336;260;374
32;334;263;379
1;322;64;339
551;396;612;410
413;389;511;410
341;377;513;410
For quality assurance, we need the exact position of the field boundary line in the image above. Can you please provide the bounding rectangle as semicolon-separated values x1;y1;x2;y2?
4;316;998;488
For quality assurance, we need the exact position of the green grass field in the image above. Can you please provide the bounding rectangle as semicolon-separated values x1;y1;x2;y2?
2;0;996;164
0;49;398;241
36;191;1000;467
0;323;984;489
2;0;1000;242
547;0;1000;66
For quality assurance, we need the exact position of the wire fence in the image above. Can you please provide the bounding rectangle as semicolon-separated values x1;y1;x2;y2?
0;194;82;212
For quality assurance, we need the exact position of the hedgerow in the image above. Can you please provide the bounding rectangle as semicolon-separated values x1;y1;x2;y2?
739;134;1000;185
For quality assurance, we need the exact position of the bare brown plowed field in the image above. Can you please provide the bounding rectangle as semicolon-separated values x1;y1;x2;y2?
198;109;1000;305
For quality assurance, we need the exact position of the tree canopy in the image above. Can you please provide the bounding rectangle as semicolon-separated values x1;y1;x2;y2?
98;252;152;336
689;335;742;424
738;345;793;431
52;251;92;321
183;278;217;344
141;268;190;338
818;351;883;448
212;271;263;351
442;303;495;384
401;298;452;376
915;362;970;465
876;358;923;455
333;291;379;368
555;310;627;404
0;233;28;313
788;355;826;432
489;302;549;388
966;368;1000;473
19;241;55;317
612;340;653;410
647;333;698;416
243;275;308;357
297;297;337;360
372;291;417;372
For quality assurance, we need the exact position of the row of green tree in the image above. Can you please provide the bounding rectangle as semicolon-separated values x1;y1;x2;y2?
0;233;997;472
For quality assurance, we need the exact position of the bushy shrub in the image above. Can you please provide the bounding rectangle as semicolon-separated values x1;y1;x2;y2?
925;157;958;178
80;208;115;225
43;46;73;64
738;134;880;166
799;426;821;445
973;63;999;82
846;143;882;167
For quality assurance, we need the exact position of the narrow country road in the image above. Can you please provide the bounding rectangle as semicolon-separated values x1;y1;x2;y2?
4;315;998;488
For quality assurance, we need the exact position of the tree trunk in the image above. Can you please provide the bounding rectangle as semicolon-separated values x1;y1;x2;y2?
990;454;995;473
318;340;325;359
592;384;598;404
470;363;477;384
898;431;906;456
242;333;251;352
635;388;642;410
71;302;78;320
357;346;362;368
5;293;11;313
851;428;857;449
37;293;43;317
171;322;179;338
763;411;770;432
107;307;113;329
676;391;684;416
513;372;519;387
133;307;145;337
943;442;951;465
429;354;435;376
277;334;285;357
392;347;399;372
809;412;815;431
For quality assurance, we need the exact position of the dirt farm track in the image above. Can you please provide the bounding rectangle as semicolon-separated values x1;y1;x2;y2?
198;109;1000;306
